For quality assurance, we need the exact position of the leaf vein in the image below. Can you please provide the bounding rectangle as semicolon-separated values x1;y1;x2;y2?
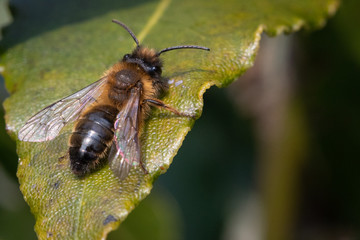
137;0;172;43
74;179;87;239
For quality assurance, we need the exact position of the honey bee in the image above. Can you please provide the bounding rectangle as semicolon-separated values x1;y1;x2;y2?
18;19;210;180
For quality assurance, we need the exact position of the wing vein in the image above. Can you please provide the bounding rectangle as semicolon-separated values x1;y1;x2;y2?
18;77;108;142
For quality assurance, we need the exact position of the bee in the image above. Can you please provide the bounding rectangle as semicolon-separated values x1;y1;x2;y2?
18;19;210;180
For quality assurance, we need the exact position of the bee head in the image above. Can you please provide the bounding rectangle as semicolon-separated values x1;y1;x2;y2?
112;19;210;78
122;47;163;78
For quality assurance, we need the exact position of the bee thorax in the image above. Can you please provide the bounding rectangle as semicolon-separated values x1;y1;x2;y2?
114;69;140;89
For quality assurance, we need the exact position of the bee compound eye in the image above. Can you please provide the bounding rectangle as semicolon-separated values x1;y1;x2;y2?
152;66;162;73
148;66;160;76
123;54;130;61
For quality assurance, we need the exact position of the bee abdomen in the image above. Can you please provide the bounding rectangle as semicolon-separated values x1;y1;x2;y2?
69;105;118;176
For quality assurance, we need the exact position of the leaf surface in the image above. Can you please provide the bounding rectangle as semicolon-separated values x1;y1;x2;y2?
0;0;338;238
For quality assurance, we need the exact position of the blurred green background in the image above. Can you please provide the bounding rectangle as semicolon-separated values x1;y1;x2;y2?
1;0;360;239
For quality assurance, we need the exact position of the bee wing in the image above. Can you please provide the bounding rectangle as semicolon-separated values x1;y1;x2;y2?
108;88;142;180
18;77;108;142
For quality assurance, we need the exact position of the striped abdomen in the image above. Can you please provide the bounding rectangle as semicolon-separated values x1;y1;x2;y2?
69;105;118;176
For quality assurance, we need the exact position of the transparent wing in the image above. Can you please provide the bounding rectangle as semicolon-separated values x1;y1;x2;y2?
108;88;142;180
18;77;108;142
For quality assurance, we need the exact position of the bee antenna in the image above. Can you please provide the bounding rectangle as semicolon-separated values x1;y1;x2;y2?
158;45;210;55
112;19;140;47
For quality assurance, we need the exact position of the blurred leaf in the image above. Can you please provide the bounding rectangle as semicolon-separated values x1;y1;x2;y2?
0;0;338;239
0;164;36;240
0;0;12;40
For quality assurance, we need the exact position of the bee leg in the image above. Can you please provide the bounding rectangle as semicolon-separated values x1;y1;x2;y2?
139;160;149;175
143;98;195;118
56;151;69;170
58;152;69;162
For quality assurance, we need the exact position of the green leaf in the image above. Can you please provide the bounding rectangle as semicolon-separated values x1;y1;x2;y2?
0;0;338;239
